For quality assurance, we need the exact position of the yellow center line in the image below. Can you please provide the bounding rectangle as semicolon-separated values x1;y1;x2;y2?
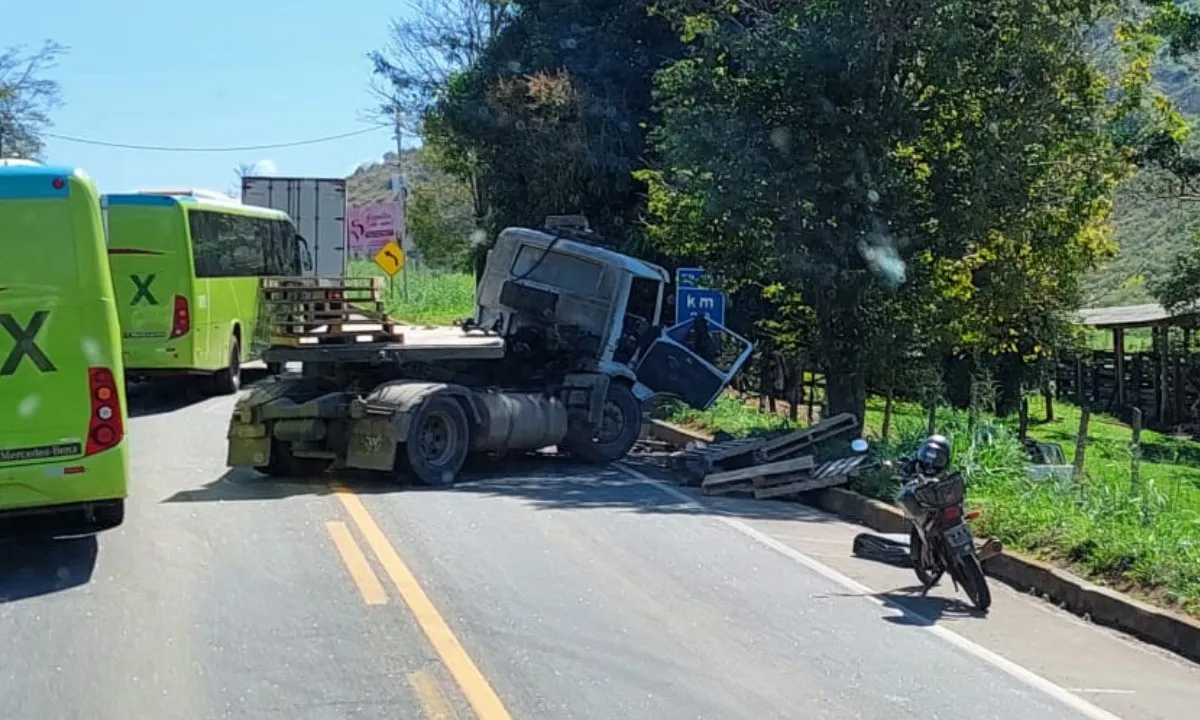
325;521;389;605
409;668;460;720
334;486;514;720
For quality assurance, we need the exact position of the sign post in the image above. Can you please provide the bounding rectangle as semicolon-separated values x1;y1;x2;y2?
391;173;409;302
674;267;726;326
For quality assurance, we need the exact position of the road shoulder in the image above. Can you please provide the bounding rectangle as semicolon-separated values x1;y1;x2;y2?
618;459;1200;720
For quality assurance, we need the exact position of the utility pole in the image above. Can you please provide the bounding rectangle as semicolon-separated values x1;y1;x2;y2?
393;108;410;302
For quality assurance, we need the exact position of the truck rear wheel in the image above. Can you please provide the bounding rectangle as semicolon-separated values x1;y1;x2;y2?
562;382;642;464
403;395;470;487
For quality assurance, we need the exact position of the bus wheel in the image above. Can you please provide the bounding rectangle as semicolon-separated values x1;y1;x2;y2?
211;335;242;395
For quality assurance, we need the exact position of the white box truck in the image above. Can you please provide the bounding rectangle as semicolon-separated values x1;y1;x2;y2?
241;176;347;277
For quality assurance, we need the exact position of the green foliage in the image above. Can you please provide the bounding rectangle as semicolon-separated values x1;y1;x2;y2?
406;166;480;273
642;0;1130;418
0;41;66;159
347;261;476;326
421;0;684;245
392;0;1200;419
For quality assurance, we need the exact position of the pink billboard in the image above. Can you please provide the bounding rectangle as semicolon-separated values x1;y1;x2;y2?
348;202;402;256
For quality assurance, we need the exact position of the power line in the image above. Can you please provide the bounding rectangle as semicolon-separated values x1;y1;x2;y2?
42;124;391;152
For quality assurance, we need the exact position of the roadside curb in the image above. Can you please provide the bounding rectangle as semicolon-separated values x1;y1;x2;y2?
643;418;1200;665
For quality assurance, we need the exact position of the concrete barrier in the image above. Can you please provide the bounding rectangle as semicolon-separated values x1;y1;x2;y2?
642;419;1200;665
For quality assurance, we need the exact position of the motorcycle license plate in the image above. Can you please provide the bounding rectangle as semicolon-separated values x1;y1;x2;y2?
944;523;973;550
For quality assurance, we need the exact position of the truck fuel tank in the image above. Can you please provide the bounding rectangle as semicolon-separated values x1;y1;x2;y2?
471;391;569;454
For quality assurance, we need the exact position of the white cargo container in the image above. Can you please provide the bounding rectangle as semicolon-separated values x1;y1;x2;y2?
241;177;347;277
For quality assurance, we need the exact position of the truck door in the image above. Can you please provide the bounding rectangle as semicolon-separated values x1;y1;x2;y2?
634;314;753;411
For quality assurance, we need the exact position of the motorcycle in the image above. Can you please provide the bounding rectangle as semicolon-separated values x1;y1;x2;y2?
852;439;993;612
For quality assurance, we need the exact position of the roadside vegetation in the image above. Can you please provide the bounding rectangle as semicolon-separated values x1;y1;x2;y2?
347;261;475;326
669;395;1200;617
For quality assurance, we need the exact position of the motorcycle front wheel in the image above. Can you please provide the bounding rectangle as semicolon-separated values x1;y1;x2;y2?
956;553;992;612
909;527;944;588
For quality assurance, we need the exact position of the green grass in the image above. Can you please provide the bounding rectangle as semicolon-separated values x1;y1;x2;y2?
670;393;1200;615
348;260;476;326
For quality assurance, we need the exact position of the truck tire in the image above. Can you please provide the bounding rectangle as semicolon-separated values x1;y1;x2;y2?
211;335;242;396
403;394;470;487
562;382;642;464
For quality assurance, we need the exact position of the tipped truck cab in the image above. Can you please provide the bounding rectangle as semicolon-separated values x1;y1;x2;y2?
0;164;128;537
103;190;309;393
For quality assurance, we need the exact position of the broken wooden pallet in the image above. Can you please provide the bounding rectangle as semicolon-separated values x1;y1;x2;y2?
676;436;768;484
753;412;860;463
699;452;869;499
701;454;815;495
753;454;870;499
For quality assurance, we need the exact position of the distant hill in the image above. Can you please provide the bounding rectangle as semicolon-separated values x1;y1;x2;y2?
1085;15;1200;308
345;148;428;206
1086;170;1200;307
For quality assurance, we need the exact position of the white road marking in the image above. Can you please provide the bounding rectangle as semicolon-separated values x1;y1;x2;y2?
1068;689;1137;695
614;462;1126;720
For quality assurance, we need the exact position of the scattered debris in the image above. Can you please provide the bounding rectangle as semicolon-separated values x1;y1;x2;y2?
851;532;1005;567
673;413;868;499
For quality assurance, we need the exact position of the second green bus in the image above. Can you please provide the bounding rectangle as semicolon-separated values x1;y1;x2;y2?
103;191;311;393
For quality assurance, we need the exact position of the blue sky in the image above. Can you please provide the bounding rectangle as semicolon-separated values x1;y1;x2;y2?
7;1;411;194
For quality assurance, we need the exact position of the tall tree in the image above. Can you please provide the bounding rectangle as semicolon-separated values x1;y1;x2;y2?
641;0;1131;419
371;0;514;228
370;0;513;121
421;0;684;246
0;41;67;160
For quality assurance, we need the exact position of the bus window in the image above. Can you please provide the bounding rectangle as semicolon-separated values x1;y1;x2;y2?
189;209;295;277
189;209;224;276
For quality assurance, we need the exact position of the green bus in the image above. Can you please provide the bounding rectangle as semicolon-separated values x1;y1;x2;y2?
0;162;128;536
103;190;311;393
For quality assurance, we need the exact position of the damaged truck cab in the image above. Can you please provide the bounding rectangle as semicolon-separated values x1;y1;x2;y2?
226;221;752;486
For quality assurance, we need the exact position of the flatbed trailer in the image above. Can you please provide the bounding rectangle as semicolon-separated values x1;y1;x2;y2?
230;324;643;486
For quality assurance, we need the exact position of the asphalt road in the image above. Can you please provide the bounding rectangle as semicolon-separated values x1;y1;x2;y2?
2;376;1199;720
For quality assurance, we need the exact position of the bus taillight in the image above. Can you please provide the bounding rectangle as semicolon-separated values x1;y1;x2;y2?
86;367;125;456
170;294;190;338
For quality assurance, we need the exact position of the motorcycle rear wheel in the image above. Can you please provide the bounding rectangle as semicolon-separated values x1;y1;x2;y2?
909;527;944;588
956;553;992;612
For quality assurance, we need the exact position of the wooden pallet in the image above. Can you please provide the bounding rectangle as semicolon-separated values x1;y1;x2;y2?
260;276;402;345
676;437;768;484
701;454;814;495
753;412;860;463
699;453;869;499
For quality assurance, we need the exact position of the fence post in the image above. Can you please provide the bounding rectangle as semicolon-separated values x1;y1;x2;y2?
1018;397;1029;441
882;371;895;442
1130;406;1142;493
1043;381;1054;423
1073;404;1091;483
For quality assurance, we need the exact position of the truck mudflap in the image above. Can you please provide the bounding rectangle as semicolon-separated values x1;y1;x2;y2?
225;377;346;468
345;381;481;472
